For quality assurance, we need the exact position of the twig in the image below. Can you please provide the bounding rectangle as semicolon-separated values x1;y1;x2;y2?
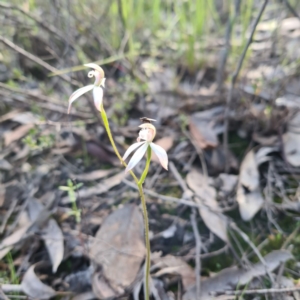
215;286;300;296
122;178;201;208
223;0;268;172
0;199;17;234
0;35;80;86
230;222;274;284
1;89;91;119
0;285;23;293
282;0;300;20
217;0;241;91
169;161;188;191
190;210;201;300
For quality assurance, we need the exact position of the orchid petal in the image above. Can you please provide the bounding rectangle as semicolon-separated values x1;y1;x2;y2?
150;143;169;170
68;85;94;114
123;141;146;161
93;86;103;111
125;142;148;173
101;78;106;88
84;63;104;73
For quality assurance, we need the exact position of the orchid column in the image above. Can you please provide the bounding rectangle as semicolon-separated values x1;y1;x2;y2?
68;64;168;300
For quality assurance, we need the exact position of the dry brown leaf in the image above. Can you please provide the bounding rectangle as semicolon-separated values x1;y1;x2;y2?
21;264;56;300
70;168;118;181
0;159;12;170
4;124;34;146
183;250;293;300
11;112;39;124
90;204;146;297
283;112;300;167
43;219;64;273
237;150;264;221
92;273;116;299
186;168;228;242
152;255;195;290
189;116;218;149
152;136;174;163
0;109;22;123
0;224;31;250
283;131;300;167
72;291;96;300
27;199;64;273
218;173;238;197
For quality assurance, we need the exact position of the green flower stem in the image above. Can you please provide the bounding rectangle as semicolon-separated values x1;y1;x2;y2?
138;147;151;300
139;146;151;185
100;106;151;300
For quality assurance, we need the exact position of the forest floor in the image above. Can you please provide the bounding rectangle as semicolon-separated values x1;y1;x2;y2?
1;1;300;300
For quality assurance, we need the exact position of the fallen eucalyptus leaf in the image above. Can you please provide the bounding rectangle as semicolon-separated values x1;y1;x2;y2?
152;255;195;290
43;219;64;273
186;168;228;242
183;250;293;300
90;204;146;298
236;150;264;221
21;264;56;300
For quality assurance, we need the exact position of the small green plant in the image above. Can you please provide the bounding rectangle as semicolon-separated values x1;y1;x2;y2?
59;179;83;223
23;127;55;151
5;252;19;285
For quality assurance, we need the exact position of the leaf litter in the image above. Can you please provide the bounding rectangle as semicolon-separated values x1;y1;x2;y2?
2;2;300;299
90;204;146;298
186;168;228;242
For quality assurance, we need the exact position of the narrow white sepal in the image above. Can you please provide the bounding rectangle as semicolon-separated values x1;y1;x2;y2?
150;142;169;170
84;63;103;73
68;85;94;114
122;141;146;161
125;142;149;173
93;86;103;111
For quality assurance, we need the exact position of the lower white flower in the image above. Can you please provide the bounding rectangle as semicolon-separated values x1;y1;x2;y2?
123;123;168;172
68;63;106;114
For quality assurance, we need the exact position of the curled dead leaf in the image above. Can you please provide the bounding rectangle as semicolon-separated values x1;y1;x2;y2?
21;264;56;300
152;255;195;290
43;219;64;273
186;168;228;242
237;150;264;221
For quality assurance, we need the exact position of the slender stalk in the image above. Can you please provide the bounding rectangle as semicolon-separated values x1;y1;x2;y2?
100;105;151;300
138;147;151;299
139;147;151;185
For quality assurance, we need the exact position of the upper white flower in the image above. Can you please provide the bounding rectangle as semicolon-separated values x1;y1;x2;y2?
68;63;106;114
122;122;168;173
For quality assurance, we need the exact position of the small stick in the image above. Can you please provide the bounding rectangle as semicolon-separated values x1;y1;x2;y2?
214;286;300;296
223;0;268;172
0;36;80;86
190;210;201;300
0;199;17;234
283;0;300;20
217;0;241;91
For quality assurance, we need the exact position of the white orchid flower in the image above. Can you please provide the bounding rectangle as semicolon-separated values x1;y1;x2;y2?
68;63;106;114
123;122;168;173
